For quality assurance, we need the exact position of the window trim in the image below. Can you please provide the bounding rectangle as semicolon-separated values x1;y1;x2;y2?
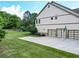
39;19;40;24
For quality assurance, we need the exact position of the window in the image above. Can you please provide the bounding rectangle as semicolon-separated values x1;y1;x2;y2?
51;17;53;20
39;19;40;24
55;16;58;20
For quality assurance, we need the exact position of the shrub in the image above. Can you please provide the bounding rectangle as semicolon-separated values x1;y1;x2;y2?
30;27;37;34
0;29;6;41
28;25;38;34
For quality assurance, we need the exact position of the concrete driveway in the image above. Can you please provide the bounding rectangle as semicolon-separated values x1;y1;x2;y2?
20;36;79;55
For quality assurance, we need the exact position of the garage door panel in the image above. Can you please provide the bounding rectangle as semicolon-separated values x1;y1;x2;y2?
69;30;73;39
51;30;56;37
57;29;67;38
48;29;56;37
57;29;62;38
68;30;79;39
74;30;79;39
48;29;52;37
62;30;66;38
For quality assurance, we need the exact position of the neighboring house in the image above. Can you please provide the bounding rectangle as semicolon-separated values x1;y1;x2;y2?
35;1;79;39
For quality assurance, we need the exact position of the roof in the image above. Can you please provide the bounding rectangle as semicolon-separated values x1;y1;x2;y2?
73;8;79;14
37;1;79;18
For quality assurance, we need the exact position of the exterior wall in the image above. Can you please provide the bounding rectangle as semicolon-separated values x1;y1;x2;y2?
37;14;79;24
36;24;79;34
37;4;69;19
36;14;79;34
36;3;79;35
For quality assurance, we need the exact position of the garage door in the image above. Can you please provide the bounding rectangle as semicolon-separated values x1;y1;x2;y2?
48;29;56;37
51;29;56;37
48;29;67;38
75;30;79;39
69;30;79;39
62;30;67;38
69;30;74;39
48;29;52;37
57;29;67;38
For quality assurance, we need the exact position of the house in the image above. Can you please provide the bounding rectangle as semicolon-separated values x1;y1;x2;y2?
35;1;79;39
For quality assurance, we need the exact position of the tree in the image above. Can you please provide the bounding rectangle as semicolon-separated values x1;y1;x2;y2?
0;11;21;30
0;16;5;28
28;13;38;34
20;11;31;31
21;12;38;34
0;29;6;41
3;15;21;29
0;16;6;41
23;11;30;21
0;11;22;41
29;13;37;26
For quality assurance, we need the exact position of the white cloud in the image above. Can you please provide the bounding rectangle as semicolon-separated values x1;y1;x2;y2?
1;5;24;19
32;5;39;13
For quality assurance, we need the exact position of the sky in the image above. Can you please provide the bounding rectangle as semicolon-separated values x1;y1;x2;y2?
0;1;79;19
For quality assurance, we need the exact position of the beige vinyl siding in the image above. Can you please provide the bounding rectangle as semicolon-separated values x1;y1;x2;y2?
37;4;69;19
37;14;79;25
36;2;79;39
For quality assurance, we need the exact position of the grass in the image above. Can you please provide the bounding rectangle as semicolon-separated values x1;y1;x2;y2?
0;30;79;58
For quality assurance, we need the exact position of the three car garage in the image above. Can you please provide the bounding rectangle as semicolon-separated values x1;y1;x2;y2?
48;29;79;39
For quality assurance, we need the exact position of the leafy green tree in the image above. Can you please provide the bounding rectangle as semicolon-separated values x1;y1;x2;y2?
0;16;5;28
28;13;38;34
21;12;38;34
29;13;37;26
0;11;22;41
4;15;21;29
0;16;6;41
0;29;6;41
0;11;21;30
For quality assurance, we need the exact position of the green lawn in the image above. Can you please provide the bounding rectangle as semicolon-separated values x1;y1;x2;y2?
0;30;79;58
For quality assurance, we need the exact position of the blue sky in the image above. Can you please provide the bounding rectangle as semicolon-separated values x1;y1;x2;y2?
0;1;79;18
57;1;79;9
0;1;79;12
0;1;48;13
